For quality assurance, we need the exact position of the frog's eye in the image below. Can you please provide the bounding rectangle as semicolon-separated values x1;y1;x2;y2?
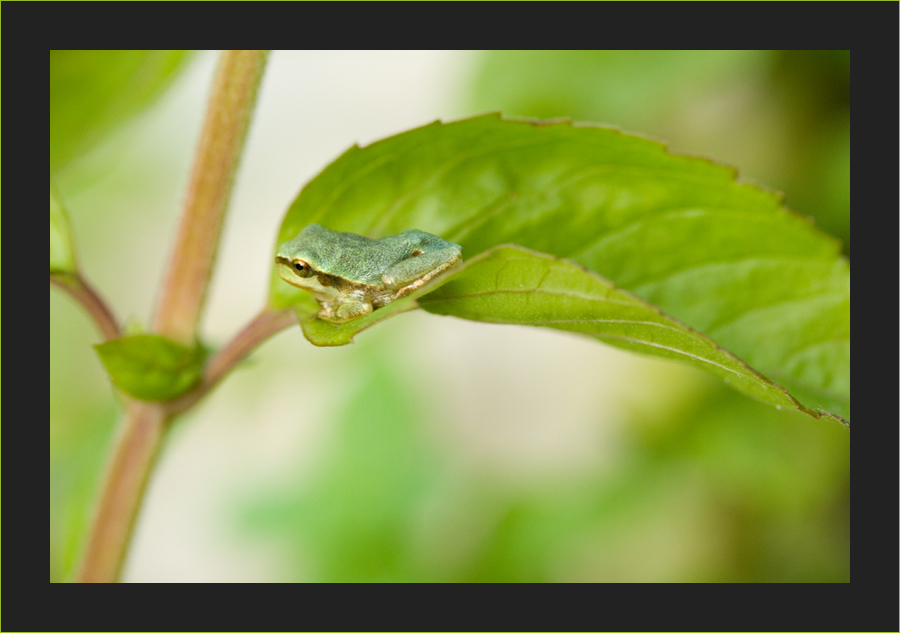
293;260;315;278
411;249;424;256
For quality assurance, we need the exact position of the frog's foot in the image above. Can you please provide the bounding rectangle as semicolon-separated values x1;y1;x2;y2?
327;300;373;323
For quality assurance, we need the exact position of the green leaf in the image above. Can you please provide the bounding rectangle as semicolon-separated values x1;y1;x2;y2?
50;186;77;274
421;245;830;420
271;114;849;423
95;335;204;401
50;50;193;173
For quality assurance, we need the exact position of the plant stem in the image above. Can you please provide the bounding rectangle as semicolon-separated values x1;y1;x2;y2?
167;307;296;415
77;51;270;582
154;50;269;345
77;401;167;582
76;307;295;582
50;273;121;341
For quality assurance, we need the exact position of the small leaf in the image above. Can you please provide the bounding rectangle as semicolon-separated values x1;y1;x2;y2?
95;335;204;401
271;114;849;422
50;186;77;274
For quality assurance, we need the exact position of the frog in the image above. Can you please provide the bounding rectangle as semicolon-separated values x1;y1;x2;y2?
275;224;463;323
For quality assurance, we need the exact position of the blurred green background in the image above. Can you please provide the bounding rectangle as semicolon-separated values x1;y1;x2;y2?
50;50;849;582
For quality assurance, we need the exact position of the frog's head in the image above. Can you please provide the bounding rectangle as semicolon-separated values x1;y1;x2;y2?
276;242;317;289
275;224;372;304
275;224;337;294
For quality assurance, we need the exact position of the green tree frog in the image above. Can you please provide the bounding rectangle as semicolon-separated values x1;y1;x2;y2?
276;224;462;322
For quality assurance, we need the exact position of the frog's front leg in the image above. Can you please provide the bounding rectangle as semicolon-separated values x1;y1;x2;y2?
381;247;463;294
322;297;374;323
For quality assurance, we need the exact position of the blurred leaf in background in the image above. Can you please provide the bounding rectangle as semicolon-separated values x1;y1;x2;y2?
240;351;848;582
50;50;193;174
50;405;119;582
240;342;442;582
